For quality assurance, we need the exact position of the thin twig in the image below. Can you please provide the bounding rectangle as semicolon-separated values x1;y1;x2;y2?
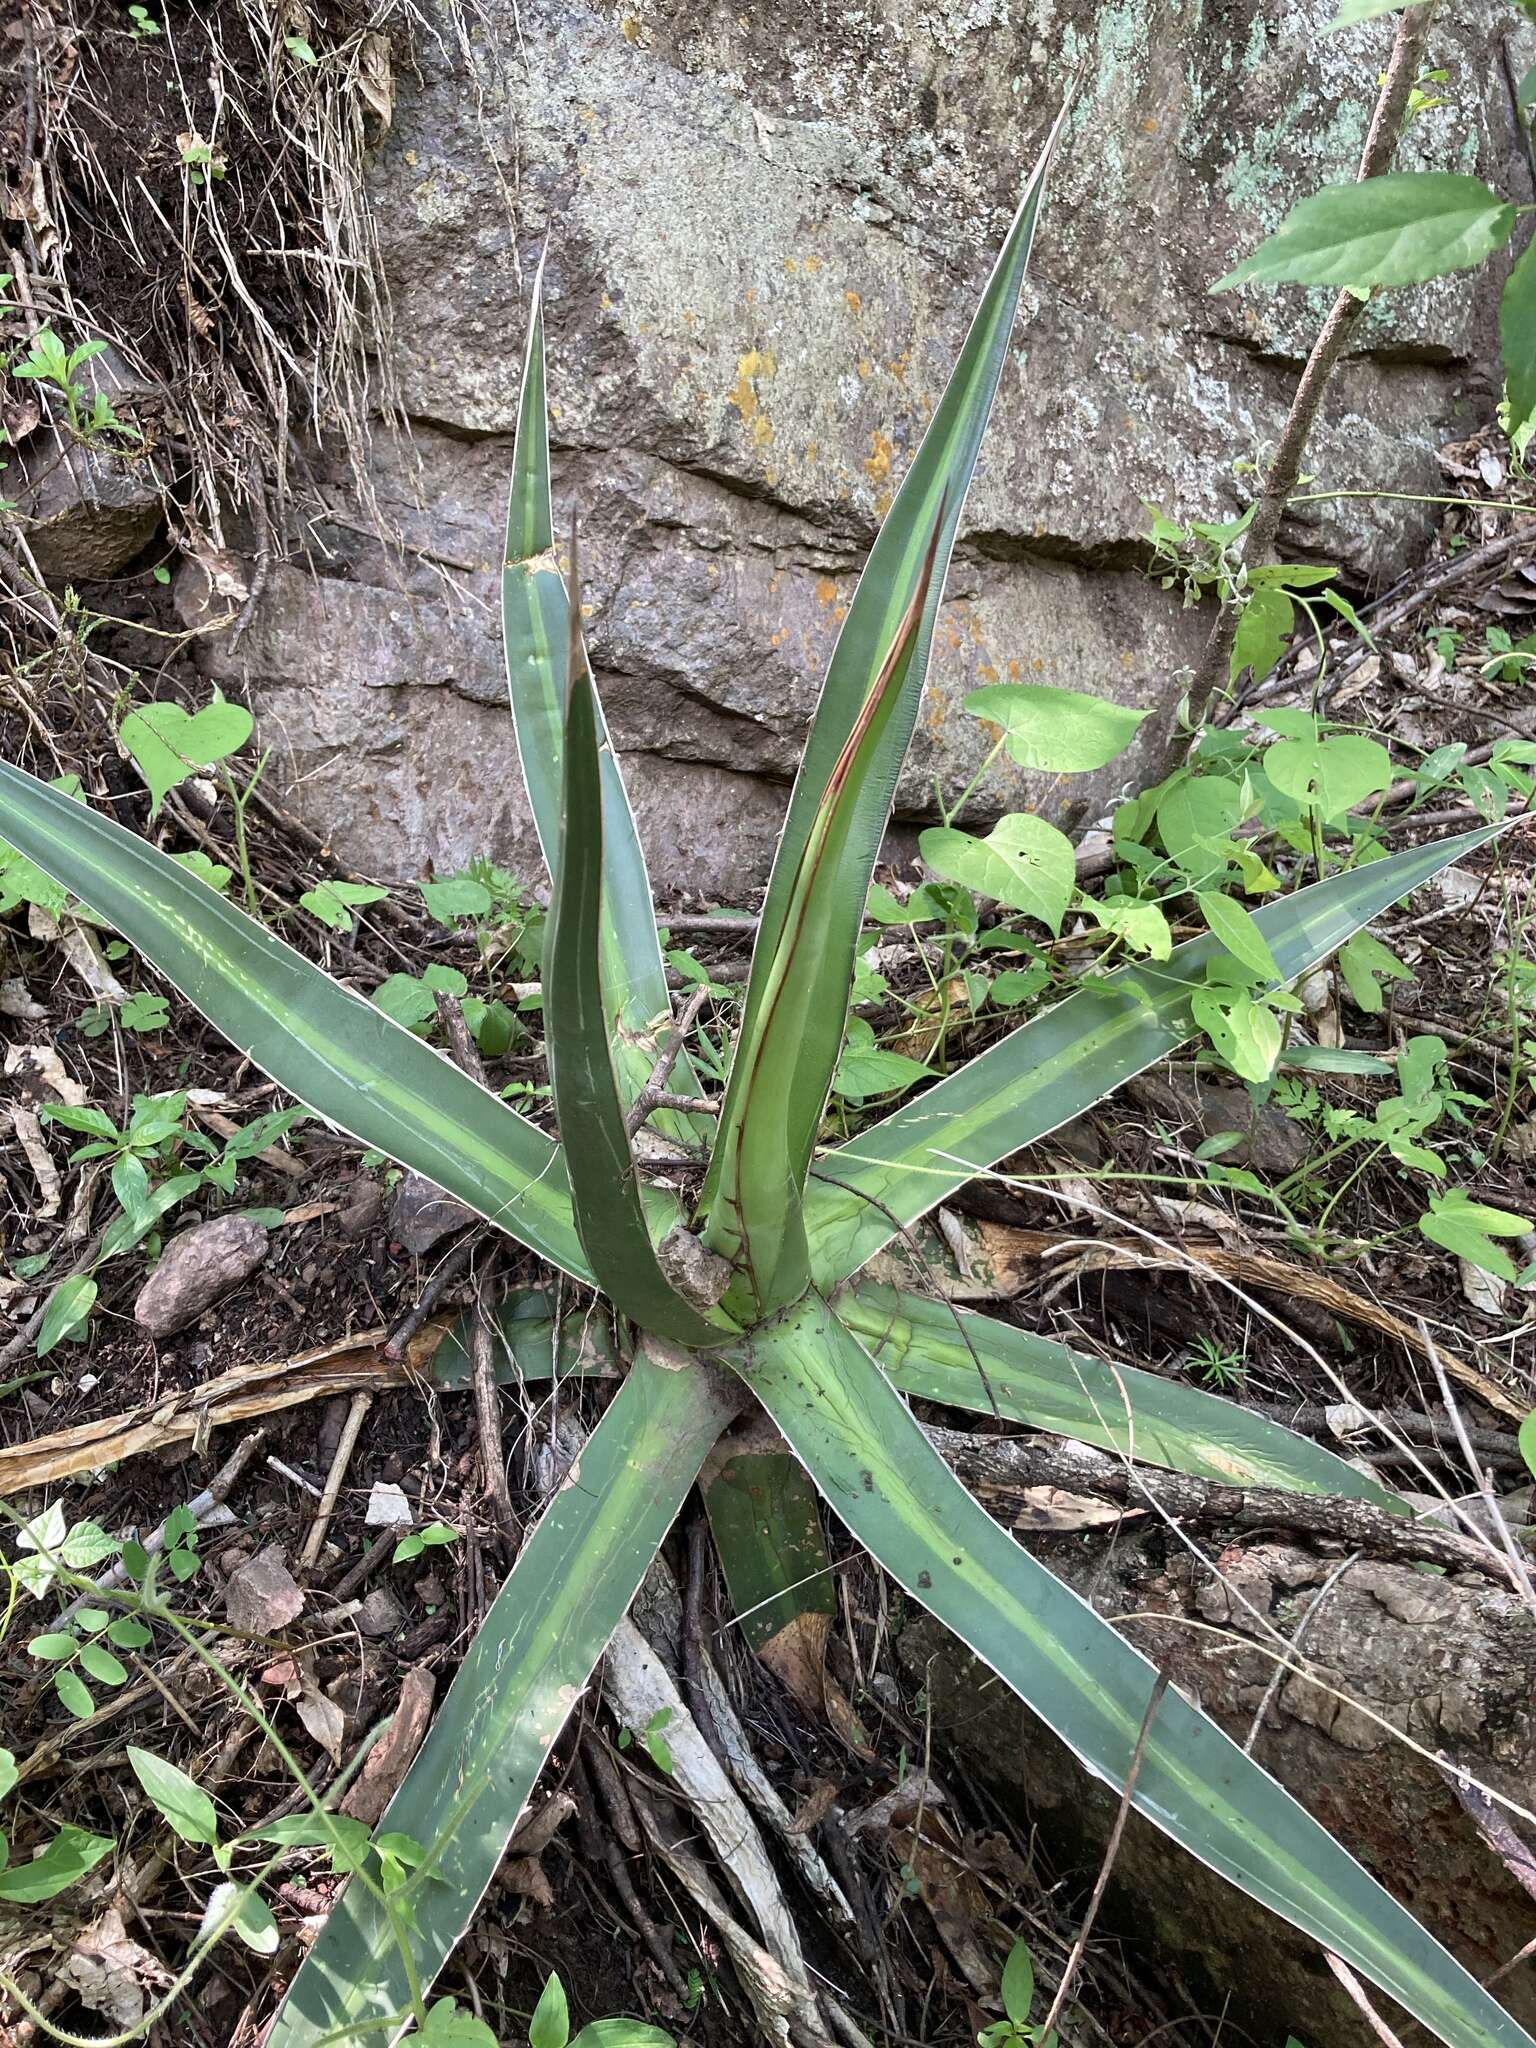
625;984;711;1137
383;1228;483;1360
1325;1955;1408;2048
298;1391;373;1570
1035;1673;1170;2042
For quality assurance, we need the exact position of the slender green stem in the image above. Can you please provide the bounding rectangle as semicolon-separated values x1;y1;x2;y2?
225;750;269;915
939;734;1007;828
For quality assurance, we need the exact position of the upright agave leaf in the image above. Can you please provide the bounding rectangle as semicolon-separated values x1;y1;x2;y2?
700;105;1069;1311
803;822;1505;1288
701;529;942;1320
742;1295;1532;2048
503;261;708;1148
0;761;591;1282
840;1282;1402;1506
544;570;737;1346
271;1348;741;2047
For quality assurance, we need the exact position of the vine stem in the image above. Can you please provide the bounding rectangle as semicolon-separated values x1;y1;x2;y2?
1182;0;1442;735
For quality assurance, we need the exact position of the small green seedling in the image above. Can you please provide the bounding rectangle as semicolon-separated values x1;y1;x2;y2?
79;989;171;1037
394;1522;460;1566
10;328;137;441
178;135;227;186
528;1971;676;2048
616;1707;675;1775
1183;1335;1246;1392
978;1938;1057;2048
301;879;390;933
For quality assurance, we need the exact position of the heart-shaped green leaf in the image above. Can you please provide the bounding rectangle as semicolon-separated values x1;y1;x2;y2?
1263;733;1391;819
963;684;1148;772
920;815;1074;933
119;698;254;815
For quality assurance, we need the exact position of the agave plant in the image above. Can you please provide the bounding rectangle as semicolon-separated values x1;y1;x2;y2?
0;120;1527;2048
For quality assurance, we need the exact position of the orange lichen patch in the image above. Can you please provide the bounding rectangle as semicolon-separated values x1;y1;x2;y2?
815;578;838;606
783;256;799;273
1007;659;1021;678
1143;116;1158;132
833;604;847;622
804;441;819;461
864;430;893;483
729;347;777;431
804;253;823;274
889;350;910;382
845;289;862;313
1120;650;1136;670
875;489;894;520
857;358;873;379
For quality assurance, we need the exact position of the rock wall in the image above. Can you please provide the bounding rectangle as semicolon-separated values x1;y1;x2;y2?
185;0;1531;894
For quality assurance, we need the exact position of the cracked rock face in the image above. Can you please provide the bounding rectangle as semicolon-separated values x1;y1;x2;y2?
189;0;1528;895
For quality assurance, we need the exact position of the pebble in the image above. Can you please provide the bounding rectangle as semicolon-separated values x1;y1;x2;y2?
133;1214;269;1337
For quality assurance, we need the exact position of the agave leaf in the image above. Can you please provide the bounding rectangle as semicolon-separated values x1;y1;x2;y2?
804;823;1504;1289
429;1289;618;1389
270;1347;741;2046
503;262;708;1148
0;760;591;1282
702;522;943;1319
838;1280;1401;1507
702;1441;836;1697
700;106;1068;1310
545;582;736;1346
742;1293;1532;2048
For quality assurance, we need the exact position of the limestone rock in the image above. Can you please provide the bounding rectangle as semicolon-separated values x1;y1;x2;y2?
16;435;162;583
387;1171;474;1255
185;0;1529;894
133;1214;268;1337
225;1545;305;1633
12;348;161;581
1126;1069;1311;1175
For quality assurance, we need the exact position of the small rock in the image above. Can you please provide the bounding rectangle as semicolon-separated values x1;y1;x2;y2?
14;361;161;583
1127;1072;1308;1177
387;1172;473;1255
364;1481;413;1528
339;1176;386;1238
225;1546;305;1633
133;1215;269;1337
357;1585;408;1638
